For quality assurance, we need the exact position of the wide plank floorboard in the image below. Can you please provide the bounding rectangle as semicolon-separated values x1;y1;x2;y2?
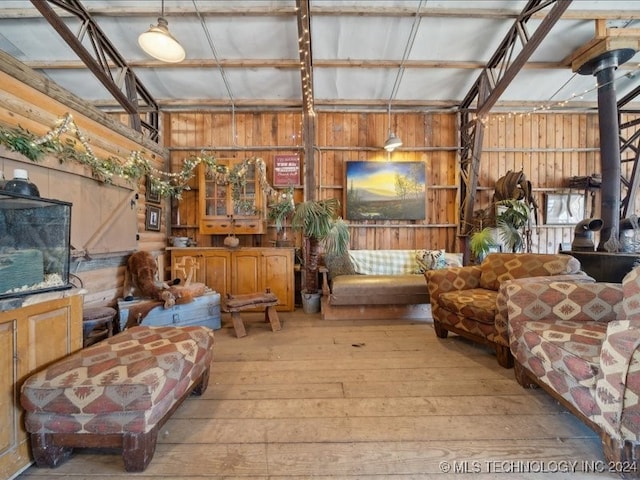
17;310;621;479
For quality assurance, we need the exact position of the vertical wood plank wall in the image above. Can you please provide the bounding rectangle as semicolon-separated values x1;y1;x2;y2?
166;110;640;254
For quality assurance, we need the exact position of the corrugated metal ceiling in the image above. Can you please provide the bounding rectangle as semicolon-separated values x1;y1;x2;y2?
0;1;639;112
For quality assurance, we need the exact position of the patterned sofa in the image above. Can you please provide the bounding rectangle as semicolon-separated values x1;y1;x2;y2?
321;249;461;320
505;266;640;471
425;253;590;368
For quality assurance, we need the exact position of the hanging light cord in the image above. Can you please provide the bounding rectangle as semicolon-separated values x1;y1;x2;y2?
387;0;426;129
192;0;235;107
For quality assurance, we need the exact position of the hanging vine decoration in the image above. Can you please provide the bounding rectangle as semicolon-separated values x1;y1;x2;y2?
0;113;277;202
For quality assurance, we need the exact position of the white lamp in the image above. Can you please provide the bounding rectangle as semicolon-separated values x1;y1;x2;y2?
138;1;185;63
384;131;403;152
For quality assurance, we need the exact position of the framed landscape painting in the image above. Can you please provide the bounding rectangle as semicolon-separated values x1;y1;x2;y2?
345;161;426;220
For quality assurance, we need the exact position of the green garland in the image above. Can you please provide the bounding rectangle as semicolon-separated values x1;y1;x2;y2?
0;113;277;202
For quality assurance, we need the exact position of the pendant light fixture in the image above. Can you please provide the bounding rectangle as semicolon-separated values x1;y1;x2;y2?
138;0;185;63
383;103;402;152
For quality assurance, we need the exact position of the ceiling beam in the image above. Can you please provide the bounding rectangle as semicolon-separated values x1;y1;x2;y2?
21;58;577;70
30;0;160;140
3;6;640;20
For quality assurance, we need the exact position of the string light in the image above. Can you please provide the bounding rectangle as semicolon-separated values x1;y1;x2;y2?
477;64;640;126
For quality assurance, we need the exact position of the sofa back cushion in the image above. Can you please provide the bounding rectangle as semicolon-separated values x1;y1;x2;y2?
622;265;640;320
349;250;418;275
479;253;582;291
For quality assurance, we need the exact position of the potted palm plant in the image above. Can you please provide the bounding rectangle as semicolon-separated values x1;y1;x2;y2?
291;198;350;312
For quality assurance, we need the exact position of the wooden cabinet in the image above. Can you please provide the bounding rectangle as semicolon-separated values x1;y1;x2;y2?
0;292;83;479
170;247;294;311
198;160;266;235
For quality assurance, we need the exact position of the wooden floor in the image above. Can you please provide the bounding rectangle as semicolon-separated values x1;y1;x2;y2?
18;309;621;479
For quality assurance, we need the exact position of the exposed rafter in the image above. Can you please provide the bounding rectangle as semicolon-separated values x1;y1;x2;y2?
296;0;314;116
30;0;160;141
457;0;572;254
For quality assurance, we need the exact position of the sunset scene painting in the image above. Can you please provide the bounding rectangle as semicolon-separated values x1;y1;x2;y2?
345;161;426;220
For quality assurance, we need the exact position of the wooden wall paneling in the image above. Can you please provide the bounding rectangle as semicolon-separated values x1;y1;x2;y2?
0;66;168;307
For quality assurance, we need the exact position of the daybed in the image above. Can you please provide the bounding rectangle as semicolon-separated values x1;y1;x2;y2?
321;249;461;320
425;252;591;368
506;266;640;474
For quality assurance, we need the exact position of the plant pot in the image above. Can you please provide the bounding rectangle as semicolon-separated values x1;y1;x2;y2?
223;235;240;249
301;290;321;314
276;239;293;248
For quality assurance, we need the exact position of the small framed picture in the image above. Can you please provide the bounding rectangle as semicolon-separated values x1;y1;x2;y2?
145;205;161;231
545;193;585;225
146;176;161;204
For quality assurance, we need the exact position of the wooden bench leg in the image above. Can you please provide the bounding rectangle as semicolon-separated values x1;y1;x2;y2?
122;429;158;472
191;367;210;396
231;311;247;338
30;433;73;468
265;306;281;332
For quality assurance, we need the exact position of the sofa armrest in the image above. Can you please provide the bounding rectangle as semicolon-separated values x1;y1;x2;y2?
494;274;596;347
597;320;640;444
425;265;482;303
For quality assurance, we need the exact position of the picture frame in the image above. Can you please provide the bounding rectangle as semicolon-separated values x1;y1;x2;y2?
545;193;585;225
146;176;161;204
345;161;426;220
145;205;161;231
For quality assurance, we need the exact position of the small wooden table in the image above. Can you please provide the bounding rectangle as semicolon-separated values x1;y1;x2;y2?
223;289;281;338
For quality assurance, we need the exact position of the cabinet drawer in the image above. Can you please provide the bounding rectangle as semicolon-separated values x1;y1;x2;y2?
199;219;265;234
233;219;265;234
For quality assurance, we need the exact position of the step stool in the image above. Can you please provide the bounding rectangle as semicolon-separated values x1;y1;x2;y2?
223;289;280;338
82;306;117;347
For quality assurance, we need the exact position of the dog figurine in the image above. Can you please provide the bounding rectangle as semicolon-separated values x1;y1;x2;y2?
123;251;187;308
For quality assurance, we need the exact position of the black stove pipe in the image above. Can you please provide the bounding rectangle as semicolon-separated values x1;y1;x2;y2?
578;48;635;251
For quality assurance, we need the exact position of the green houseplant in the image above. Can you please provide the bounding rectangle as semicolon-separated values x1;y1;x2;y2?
470;199;532;261
268;187;295;246
291;198;350;298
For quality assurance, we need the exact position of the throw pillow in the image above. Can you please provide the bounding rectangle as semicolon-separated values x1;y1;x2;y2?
324;252;356;280
416;249;446;273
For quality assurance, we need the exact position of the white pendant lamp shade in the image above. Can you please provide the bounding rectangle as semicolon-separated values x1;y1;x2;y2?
138;17;185;63
384;132;403;152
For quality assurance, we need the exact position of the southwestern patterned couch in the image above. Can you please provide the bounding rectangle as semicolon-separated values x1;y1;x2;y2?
425;253;591;368
506;266;640;473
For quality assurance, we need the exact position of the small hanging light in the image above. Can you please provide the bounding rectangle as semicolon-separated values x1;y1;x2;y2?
384;132;403;152
138;0;185;63
383;104;402;152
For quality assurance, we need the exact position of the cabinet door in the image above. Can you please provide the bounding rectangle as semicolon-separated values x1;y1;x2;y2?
0;295;82;480
0;316;21;479
203;251;231;298
261;248;294;311
171;249;231;298
232;250;261;294
172;251;208;284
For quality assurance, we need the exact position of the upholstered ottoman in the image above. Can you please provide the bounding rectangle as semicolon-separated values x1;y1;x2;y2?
20;325;214;472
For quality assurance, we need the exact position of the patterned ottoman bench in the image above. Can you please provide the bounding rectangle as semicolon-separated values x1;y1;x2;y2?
20;325;214;472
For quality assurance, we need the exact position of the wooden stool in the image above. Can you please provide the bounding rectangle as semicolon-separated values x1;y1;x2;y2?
82;306;117;347
223;289;281;338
